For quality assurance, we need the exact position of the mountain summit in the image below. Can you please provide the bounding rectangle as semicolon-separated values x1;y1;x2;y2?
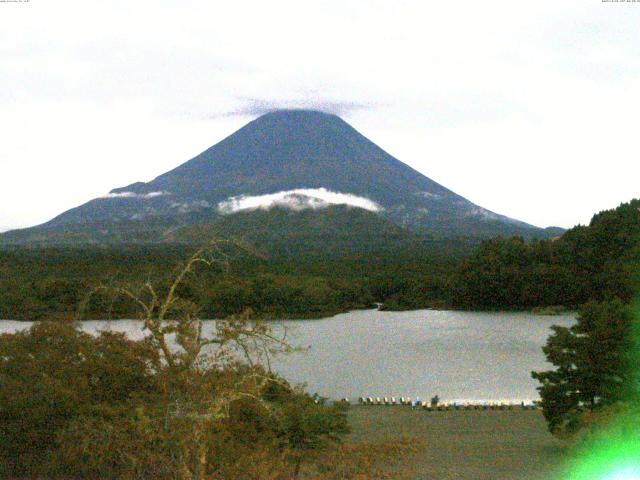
2;109;558;244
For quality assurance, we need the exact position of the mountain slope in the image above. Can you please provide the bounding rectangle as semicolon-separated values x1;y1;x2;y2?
1;109;558;244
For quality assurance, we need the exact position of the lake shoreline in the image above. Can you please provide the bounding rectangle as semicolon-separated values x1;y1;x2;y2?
1;310;576;402
0;305;576;323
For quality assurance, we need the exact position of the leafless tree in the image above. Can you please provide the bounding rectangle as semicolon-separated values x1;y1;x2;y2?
79;239;297;480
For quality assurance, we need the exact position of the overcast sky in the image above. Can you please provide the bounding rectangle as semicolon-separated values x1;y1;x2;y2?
1;0;639;232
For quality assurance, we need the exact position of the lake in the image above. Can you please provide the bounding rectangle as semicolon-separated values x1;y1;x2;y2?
0;309;575;402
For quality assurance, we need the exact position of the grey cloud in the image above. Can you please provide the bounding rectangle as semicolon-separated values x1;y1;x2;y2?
214;97;378;118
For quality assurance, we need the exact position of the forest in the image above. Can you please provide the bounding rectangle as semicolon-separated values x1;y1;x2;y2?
0;200;638;478
450;199;639;310
0;249;355;479
1;199;638;320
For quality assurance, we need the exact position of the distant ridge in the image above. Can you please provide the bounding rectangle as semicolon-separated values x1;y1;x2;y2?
1;109;562;245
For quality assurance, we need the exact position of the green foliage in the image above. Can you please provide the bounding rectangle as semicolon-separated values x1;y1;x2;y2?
452;199;640;310
0;322;158;477
532;299;635;436
0;244;351;479
0;199;637;320
452;236;579;308
0;236;463;320
0;321;350;478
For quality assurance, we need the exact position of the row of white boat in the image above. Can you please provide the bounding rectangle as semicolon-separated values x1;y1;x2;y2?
340;397;540;410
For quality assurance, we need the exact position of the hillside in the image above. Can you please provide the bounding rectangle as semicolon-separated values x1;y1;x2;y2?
1;110;559;245
448;198;640;309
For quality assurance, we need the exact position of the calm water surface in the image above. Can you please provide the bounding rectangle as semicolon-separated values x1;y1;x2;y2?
0;309;574;401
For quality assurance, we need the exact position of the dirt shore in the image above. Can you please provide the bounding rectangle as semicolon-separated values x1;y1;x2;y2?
347;406;567;480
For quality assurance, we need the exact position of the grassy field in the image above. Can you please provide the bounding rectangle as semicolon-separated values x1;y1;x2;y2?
345;406;567;480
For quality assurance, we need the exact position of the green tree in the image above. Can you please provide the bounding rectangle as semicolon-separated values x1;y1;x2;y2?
0;242;351;479
262;381;349;478
0;321;158;477
532;299;634;436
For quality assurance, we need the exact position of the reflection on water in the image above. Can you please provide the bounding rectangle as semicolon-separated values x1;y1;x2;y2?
0;309;574;401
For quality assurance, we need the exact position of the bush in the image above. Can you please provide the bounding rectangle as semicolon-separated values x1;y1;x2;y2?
0;322;159;477
0;243;352;479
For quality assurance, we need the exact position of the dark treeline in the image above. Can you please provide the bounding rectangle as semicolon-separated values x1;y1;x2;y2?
0;241;463;320
529;199;640;441
1;199;638;320
451;199;640;310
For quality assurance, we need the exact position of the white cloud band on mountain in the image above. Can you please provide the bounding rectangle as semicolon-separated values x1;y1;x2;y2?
217;188;381;214
102;191;167;199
